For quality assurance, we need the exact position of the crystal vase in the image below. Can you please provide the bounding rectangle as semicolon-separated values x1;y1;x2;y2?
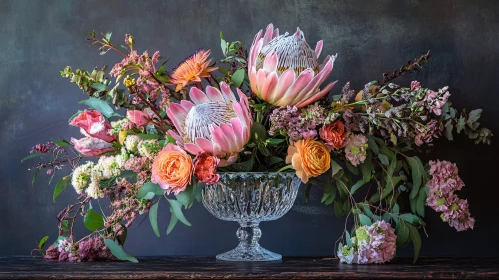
202;172;300;261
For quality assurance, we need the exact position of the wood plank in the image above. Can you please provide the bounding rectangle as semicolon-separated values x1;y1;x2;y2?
0;256;497;279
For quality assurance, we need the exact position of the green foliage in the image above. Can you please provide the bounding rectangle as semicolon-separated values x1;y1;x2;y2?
149;201;160;237
137;183;164;200
21;153;50;163
167;199;191;227
230;69;245;88
53;175;70;202
406;156;424;199
350;180;366;194
359;214;372;226
104;239;138;263
79;97;121;118
84;208;105;231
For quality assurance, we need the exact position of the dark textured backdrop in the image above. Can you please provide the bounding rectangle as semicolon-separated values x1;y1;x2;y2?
1;0;498;257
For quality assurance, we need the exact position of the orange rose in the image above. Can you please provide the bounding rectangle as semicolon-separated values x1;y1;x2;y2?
285;139;331;183
319;120;349;150
151;144;193;195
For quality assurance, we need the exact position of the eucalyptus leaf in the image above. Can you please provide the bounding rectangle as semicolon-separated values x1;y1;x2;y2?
359;214;371;226
407;156;424;199
104;239;138;263
21;153;50;163
407;223;422;263
350;180;366;194
149;201;160;237
331;159;343;179
167;199;191;226
166;211;178;235
231;69;245;88
79;97;121;118
365;134;379;154
137;182;164;199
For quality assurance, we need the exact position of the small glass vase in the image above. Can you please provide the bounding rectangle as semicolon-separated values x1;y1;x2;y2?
202;172;300;261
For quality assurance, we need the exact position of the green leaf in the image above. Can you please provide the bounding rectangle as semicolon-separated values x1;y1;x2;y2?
137;182;164;199
400;213;423;225
149;201;160;237
407;156;424;199
396;221;410;248
360;150;373;183
52;139;70;147
138;133;161;140
346;231;352;246
346;161;359;176
416;187;427;217
104;239;138;263
38;236;49;250
166;212;178;235
167;199;191;226
53;236;67;247
32;170;39;187
350;180;366;194
381;176;402;200
378;154;389;165
363;204;374;218
406;223;422;263
445;121;454;141
393;204;400;214
21;153;50;163
79;97;121;118
176;191;190;208
330;159;343;180
258;145;270;156
365;134;379;154
231;69;245;88
53;175;70;202
467;109;482;127
266;138;285;146
90;83;107;92
232;156;254;172
250;123;268;141
220;38;227;55
84;208;105;231
359;214;371;226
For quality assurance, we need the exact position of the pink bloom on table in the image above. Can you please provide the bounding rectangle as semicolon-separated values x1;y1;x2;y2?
126;110;152;127
70;110;116;142
193;153;220;184
71;137;115;157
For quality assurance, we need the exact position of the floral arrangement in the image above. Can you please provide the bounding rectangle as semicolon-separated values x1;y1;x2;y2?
24;24;492;263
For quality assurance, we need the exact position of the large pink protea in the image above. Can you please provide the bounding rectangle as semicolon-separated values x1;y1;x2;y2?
248;23;337;108
166;82;252;166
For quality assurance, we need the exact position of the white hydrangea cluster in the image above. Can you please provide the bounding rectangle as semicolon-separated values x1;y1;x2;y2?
124;134;141;153
85;155;123;199
71;161;94;194
137;139;161;159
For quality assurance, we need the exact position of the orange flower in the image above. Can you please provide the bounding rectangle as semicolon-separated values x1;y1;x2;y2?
319;120;349;150
170;49;218;92
286;139;331;183
151;144;193;194
194;153;220;184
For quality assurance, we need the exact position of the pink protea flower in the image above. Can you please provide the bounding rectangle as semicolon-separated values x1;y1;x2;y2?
166;82;252;167
248;23;337;108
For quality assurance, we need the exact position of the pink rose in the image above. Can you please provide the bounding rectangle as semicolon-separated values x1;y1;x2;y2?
70;110;116;142
126;110;152;127
71;137;115;157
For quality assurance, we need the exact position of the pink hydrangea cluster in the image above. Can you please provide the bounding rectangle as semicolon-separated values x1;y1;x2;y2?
423;87;450;116
426;160;475;231
344;134;368;166
338;220;396;264
269;105;326;142
415;119;441;146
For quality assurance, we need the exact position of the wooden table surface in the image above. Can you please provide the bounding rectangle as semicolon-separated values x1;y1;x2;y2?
0;256;498;279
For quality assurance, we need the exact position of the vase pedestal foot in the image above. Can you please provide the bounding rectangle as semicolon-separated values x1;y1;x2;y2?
216;223;281;262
